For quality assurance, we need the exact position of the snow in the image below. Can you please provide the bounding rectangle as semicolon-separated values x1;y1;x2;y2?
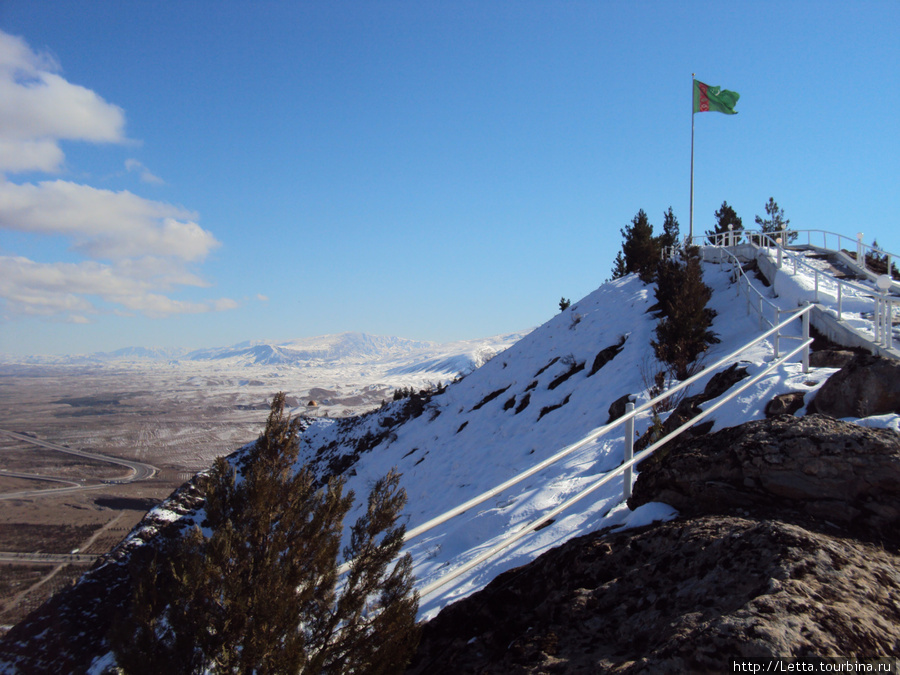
609;501;680;531
107;242;900;625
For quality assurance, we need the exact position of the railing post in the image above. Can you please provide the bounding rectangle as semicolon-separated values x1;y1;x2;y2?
758;296;764;329
888;297;895;350
874;295;882;344
857;232;865;268
774;309;781;359
837;284;843;321
814;270;819;303
802;305;810;374
623;401;635;501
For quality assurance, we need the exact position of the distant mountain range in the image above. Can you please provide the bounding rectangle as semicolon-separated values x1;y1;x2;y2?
0;331;532;376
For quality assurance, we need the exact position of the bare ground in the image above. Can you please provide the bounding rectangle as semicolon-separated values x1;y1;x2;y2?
0;359;402;635
0;364;285;634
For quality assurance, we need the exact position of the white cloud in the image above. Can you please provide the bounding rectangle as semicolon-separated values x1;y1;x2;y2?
0;180;219;261
0;30;237;326
0;256;238;320
0;31;125;173
125;158;165;185
0;138;64;173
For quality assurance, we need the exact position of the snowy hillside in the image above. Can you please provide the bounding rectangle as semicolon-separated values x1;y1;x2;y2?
138;251;899;623
3;246;899;674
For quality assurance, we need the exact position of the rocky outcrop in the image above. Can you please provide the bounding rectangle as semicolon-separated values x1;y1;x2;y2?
810;353;900;418
764;392;805;417
409;414;900;673
408;515;900;674
809;349;858;369
629;414;900;543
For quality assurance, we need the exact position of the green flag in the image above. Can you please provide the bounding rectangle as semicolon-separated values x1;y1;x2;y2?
693;79;739;115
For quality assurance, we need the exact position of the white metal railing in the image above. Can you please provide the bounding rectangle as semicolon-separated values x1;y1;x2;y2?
792;229;896;278
711;245;779;331
685;229;898;352
690;228;898;275
401;229;894;598
402;305;813;598
343;228;892;594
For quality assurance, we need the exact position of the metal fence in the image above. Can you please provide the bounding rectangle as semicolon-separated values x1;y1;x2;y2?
391;305;813;599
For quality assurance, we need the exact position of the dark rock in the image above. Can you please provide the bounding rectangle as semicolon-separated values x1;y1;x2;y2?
811;353;900;418
634;395;709;453
589;336;627;377
701;362;748;400
606;393;633;424
408;414;900;674
765;392;805;417
408;515;900;674
809;349;857;369
629;414;900;543
634;364;749;452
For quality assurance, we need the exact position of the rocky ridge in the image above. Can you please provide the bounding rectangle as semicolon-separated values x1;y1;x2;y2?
407;362;900;673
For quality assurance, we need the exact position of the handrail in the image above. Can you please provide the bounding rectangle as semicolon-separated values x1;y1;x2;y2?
404;303;811;545
694;243;781;330
406;304;814;597
691;228;897;268
416;325;814;599
692;229;898;296
404;229;895;597
693;229;897;352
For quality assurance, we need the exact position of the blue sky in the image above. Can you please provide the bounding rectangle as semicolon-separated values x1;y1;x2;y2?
1;1;897;355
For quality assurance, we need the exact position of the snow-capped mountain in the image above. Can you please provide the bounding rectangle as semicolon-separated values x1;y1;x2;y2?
1;331;529;376
183;331;525;372
185;332;434;365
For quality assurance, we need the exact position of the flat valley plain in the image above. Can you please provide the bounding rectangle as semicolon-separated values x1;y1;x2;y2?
0;360;403;633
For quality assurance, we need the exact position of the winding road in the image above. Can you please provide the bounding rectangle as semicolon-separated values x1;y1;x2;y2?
0;428;158;499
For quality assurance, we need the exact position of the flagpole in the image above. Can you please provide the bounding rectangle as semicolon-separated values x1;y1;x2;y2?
689;73;695;243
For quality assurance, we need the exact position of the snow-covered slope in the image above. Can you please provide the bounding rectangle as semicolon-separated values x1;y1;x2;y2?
3;248;899;674
137;253;898;623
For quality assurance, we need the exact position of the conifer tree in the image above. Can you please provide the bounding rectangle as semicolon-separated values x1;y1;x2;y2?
706;200;743;244
620;209;660;283
755;197;794;243
111;393;419;675
658;206;680;251
608;250;627;281
651;247;719;379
